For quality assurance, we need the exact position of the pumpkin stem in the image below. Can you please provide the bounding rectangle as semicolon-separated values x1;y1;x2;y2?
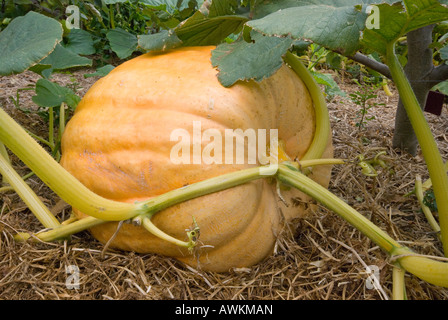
137;214;199;250
284;51;330;162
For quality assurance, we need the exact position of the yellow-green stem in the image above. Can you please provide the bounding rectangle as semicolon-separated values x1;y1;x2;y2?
59;103;66;140
109;4;115;29
0;108;283;223
296;158;345;169
15;216;103;242
132;166;277;217
278;163;448;288
25;129;53;149
0;107;144;221
278;163;400;253
0;142;10;165
386;42;448;256
48;107;54;150
421;160;448;192
0;171;36;193
391;247;448;288
0;152;60;229
392;263;407;300
141;215;193;249
284;51;330;162
0;141;10;185
415;175;441;237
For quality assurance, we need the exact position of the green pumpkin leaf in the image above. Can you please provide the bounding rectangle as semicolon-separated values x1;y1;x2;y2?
65;29;95;56
211;31;293;87
0;11;63;75
84;65;115;78
175;10;248;46
32;78;81;110
247;4;367;56
138;29;182;52
106;28;138;59
30;44;92;78
102;0;128;4
252;0;399;18
139;0;192;14
361;0;448;55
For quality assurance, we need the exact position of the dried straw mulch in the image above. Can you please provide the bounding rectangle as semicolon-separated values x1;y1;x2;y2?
0;69;447;300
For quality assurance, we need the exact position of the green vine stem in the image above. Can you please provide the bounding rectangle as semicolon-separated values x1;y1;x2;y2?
390;247;448;288
0;142;10;165
2;107;447;287
392;263;407;300
0;171;35;193
14;216;103;242
12;164;277;247
48;106;54;152
59;103;66;142
11;161;334;247
421;160;448;192
139;214;198;250
0;141;10;186
0;152;60;229
0;107;146;221
415;175;441;237
277;163;448;288
278;162;400;252
386;42;448;255
284;51;330;162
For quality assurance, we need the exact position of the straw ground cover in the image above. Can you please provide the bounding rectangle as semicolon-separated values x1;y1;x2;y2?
0;68;447;300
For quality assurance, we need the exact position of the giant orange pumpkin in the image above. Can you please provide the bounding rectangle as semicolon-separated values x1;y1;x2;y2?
59;46;333;272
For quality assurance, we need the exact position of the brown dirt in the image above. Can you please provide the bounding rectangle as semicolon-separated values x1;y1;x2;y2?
0;67;447;300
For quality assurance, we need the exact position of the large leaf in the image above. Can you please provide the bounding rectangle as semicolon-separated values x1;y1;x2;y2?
106;28;138;59
208;0;239;17
247;4;367;56
137;0;246;50
30;44;92;78
252;0;400;19
138;29;182;51
64;29;95;55
102;0;128;3
175;10;248;46
0;11;63;75
440;42;448;61
84;65;115;78
361;0;448;55
32;79;81;110
211;31;294;87
248;0;404;56
139;0;193;14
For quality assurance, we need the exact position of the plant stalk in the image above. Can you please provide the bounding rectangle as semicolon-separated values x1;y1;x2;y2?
48;106;54;150
415;175;441;237
14;216;103;242
386;42;448;256
0;152;60;229
0;107;143;221
278;163;400;253
278;163;448;288
284;51;330;162
0;141;10;185
141;215;194;249
392;263;407;300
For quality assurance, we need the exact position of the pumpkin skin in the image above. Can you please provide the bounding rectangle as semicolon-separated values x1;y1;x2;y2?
60;46;333;272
